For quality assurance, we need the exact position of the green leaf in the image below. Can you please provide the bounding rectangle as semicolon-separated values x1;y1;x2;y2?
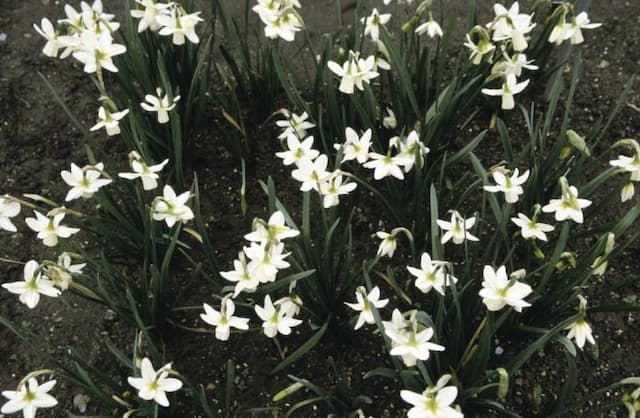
271;320;329;374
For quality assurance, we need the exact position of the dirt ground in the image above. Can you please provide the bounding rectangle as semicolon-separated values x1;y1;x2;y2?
1;0;639;417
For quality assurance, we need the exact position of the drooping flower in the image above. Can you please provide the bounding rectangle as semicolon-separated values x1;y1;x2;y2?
44;252;85;291
127;358;183;407
345;286;389;330
400;374;463;418
255;294;302;338
141;87;181;124
1;377;58;418
2;260;60;309
25;210;80;247
511;213;555;241
491;52;538;78
118;151;169;191
90;106;129;136
407;253;457;296
415;14;443;38
376;227;409;258
479;265;532;312
151;185;194;227
394;130;430;173
568;12;601;45
0;196;21;233
60;162;112;201
542;177;592;224
383;107;397;129
156;5;203;45
201;298;250;341
483;167;530;203
437;211;479;245
566;319;595;350
464;31;495;65
481;74;530;110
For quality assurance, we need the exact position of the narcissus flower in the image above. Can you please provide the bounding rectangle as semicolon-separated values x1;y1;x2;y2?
437;211;478;245
568;12;601;45
361;8;391;42
221;253;259;297
255;294;302;338
243;241;290;283
156;6;203;45
61;162;112;201
479;265;532;312
542;177;591;223
415;14;443;38
90;106;129;136
152;185;194;227
1;377;58;418
345;286;388;330
384;310;445;367
383;107;397;129
400;374;463;418
72;32;126;73
320;173;357;208
44;253;85;291
118;151;168;191
33;18;63;57
339;127;372;164
2;260;60;309
464;32;495;65
364;152;405;180
407;252;457;296
253;0;303;42
483;167;530;203
276;111;315;139
128;358;183;407
141;88;181;124
511;213;555;241
488;2;535;51
276;134;320;167
566;319;595;350
25;210;80;247
201;298;250;341
0;196;21;232
376;227;409;258
291;155;331;192
328;51;379;94
244;211;300;243
481;74;529;110
130;0;171;32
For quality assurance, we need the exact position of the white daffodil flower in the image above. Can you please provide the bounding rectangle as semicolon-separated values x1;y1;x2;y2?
275;294;302;318
464;32;495;65
566;319;595;350
90;106;129;136
339;127;373;164
376;227;408;258
361;8;391;42
1;377;58;418
568;12;601;45
488;2;535;51
130;0;171;32
345;286;389;330
72;32;126;73
255;294;302;338
548;15;571;45
127;358;183;407
276;111;315;139
394;130;430;173
328;51;379;95
275;134;320;167
244;241;290;284
479;265;532;312
363;152;405;180
437;211;478;245
481;74;530;110
492;52;538;78
156;6;203;45
610;141;640;182
25;210;80;247
542;177;592;224
511;213;555;241
291;154;331;192
61;162;112;201
2;260;60;309
401;374;463;418
383;107;397;129
201;298;250;341
151;185;194;227
0;196;21;232
80;0;119;33
407;252;457;296
621;182;635;202
483;167;530;203
118;151;169;191
141;87;181;124
415;15;443;38
44;252;86;291
33;18;63;57
244;211;300;243
319;173;357;208
385;311;445;367
254;1;303;42
221;252;259;297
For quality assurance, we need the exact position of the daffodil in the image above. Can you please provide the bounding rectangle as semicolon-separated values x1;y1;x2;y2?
0;196;21;233
33;18;63;58
320;173;357;208
488;2;535;51
464;31;495;65
44;253;85;291
479;265;532;312
361;8;391;42
201;298;250;341
72;32;126;73
127;358;183;407
141;87;180;124
415;14;443;38
255;294;302;338
2;260;60;309
542;177;592;223
151;185;194;227
25;210;80;247
61;162;112;201
275;134;320;167
483;167;530;203
118;151;168;191
221;253;259;297
407;253;457;296
363;152;405;180
385;311;445;367
1;377;58;418
244;241;290;283
345;286;389;330
383;107;397;129
511;213;555;241
156;5;203;45
437;211;478;245
291;155;331;192
244;211;300;243
90;106;129;136
400;374;463;418
338;127;373;164
130;0;171;32
481;74;530;110
568;12;601;45
276;111;315;139
328;51;379;95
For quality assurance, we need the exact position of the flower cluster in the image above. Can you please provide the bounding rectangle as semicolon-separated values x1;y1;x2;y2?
131;0;203;45
253;0;303;42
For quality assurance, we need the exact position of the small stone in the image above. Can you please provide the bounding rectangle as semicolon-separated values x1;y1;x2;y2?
597;60;610;69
